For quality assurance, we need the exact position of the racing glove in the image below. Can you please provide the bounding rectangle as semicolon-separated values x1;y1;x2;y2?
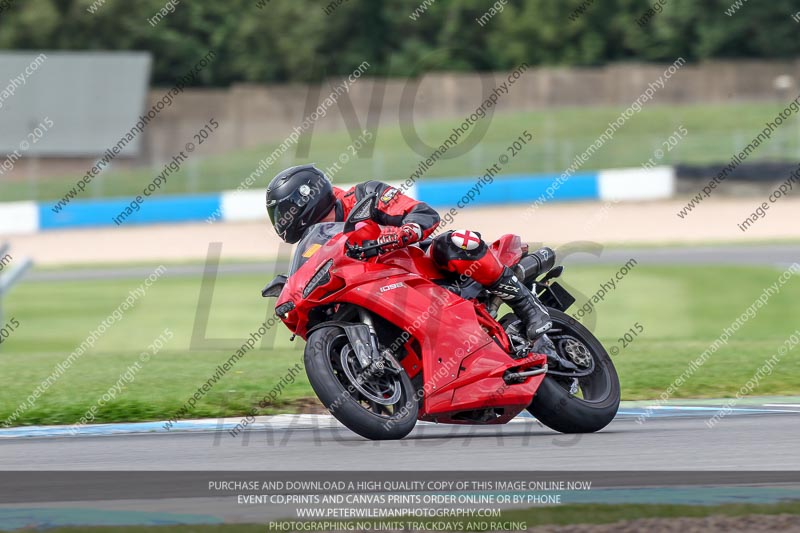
348;223;423;259
373;223;423;252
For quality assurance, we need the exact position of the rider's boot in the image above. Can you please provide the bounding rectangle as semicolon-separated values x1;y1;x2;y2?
487;266;553;345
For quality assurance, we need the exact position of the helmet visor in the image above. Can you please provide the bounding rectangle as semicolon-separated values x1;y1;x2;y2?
268;186;316;239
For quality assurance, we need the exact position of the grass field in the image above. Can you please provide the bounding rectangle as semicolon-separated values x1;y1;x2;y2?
1;262;798;427
19;501;800;532
3;101;800;203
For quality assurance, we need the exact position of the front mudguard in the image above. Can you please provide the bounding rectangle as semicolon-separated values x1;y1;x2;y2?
305;321;378;369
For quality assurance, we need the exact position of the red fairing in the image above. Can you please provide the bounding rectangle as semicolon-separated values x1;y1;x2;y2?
275;220;548;424
444;253;504;286
380;246;446;281
490;234;525;268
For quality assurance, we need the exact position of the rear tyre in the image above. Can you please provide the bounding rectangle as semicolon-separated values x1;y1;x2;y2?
527;309;620;433
304;325;417;440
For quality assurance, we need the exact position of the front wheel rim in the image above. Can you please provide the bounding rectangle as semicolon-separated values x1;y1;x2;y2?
327;333;407;417
339;345;401;406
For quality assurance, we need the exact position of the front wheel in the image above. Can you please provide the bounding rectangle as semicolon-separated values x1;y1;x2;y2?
304;325;418;440
527;309;620;433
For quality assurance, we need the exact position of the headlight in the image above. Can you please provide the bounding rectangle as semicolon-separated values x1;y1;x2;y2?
303;259;334;298
275;301;295;318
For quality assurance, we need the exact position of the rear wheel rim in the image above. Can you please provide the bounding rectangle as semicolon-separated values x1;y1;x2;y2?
499;313;613;404
547;324;613;404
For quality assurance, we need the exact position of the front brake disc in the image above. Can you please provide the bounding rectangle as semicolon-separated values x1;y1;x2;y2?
340;346;401;405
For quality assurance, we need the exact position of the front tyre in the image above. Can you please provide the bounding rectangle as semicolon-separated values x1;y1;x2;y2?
527;309;620;433
304;326;418;440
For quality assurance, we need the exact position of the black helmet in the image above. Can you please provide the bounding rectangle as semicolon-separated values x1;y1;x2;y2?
266;164;335;243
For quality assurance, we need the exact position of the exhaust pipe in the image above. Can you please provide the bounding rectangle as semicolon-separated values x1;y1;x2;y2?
515;247;555;284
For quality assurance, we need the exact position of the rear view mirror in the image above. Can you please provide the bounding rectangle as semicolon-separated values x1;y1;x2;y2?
261;274;288;298
343;193;377;233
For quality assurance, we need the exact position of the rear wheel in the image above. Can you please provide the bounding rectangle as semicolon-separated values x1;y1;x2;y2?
304;325;418;440
526;309;620;433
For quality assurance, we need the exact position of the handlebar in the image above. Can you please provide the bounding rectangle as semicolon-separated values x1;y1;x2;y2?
346;241;385;259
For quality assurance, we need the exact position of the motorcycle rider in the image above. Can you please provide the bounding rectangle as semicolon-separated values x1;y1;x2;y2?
265;164;555;353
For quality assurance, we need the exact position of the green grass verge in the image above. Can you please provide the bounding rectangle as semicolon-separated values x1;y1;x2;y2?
22;500;800;533
1;264;798;426
4;101;800;203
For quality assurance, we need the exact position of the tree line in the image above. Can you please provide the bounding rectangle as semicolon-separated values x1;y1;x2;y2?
0;0;796;87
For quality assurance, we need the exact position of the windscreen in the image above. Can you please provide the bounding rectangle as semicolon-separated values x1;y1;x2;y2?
288;222;344;275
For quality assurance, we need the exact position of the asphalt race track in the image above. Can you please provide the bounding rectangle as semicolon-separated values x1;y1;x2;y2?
2;403;800;471
3;402;800;528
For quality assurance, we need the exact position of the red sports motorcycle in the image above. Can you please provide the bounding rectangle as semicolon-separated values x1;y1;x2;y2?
262;194;620;440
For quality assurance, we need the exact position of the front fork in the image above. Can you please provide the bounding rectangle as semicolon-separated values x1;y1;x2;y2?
356;308;379;369
355;308;402;376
